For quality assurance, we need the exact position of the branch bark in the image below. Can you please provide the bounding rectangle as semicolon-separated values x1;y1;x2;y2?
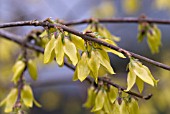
63;17;170;26
63;18;170;26
1;18;170;28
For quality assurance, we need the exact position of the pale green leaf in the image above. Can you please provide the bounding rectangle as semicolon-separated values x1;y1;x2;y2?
95;49;115;74
98;26;120;41
12;60;26;84
71;35;85;50
102;46;126;58
88;72;97;82
83;86;96;108
154;25;161;46
28;59;38;81
55;35;64;66
33;99;42;108
63;38;78;66
5;88;18;113
142;65;159;86
147;31;159;54
77;50;81;61
87;51;100;82
83;24;94;33
48;50;55;63
137;24;146;42
101;39;125;58
146;25;162;54
120;100;129;114
72;68;78;81
113;100;121;114
39;30;47;38
48;28;56;34
98;65;108;76
101;39;117;46
12;60;24;72
98;26;112;39
21;85;33;107
112;35;120;42
128;98;139;114
136;77;144;93
103;91;112;113
0;97;6;107
108;86;117;103
125;69;136;91
41;37;49;48
94;110;106;114
77;52;90;82
63;43;77;65
44;35;56;63
91;90;105;112
131;61;154;86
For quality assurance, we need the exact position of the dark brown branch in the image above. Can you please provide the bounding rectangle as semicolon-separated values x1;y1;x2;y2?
0;21;40;28
0;29;151;100
0;20;169;71
63;18;170;26
1;18;170;28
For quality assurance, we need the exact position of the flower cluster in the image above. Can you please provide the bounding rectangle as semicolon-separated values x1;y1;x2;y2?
126;58;159;92
84;85;139;114
138;23;161;54
41;21;125;82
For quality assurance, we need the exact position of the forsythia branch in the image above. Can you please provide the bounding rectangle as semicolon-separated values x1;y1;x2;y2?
0;29;152;100
0;20;170;70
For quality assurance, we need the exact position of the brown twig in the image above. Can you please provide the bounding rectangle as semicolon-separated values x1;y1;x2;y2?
64;18;170;26
1;18;170;28
0;30;152;100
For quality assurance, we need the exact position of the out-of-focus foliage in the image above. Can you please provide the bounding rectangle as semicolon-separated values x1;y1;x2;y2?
0;38;19;62
91;1;115;18
122;0;140;14
138;23;162;54
0;39;20;113
40;91;61;111
147;25;162;54
154;0;170;10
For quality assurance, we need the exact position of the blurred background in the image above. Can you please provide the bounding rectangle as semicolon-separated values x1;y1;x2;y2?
0;0;170;114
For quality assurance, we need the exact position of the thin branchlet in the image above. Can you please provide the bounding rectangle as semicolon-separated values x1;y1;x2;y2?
1;18;170;28
63;18;170;26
